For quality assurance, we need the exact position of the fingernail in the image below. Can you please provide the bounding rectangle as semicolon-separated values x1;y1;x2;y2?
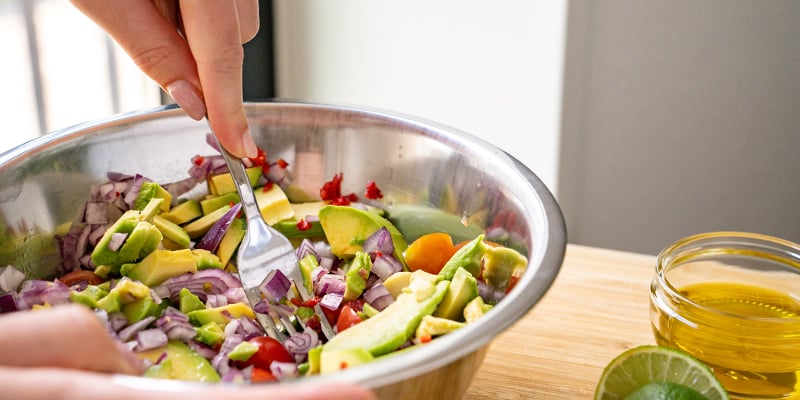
166;80;206;120
241;131;259;158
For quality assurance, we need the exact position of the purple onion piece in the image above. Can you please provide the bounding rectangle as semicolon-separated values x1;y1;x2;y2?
17;280;71;309
270;361;299;380
320;292;343;311
160;268;243;303
363;227;394;256
109;312;129;332
284;329;319;363
259;269;291;302
196;203;242;252
363;284;393;311
0;293;19;313
295;239;318;261
118;315;156;342
477;279;506;304
135;328;168;352
315;274;345;297
188;339;218;360
371;254;403;281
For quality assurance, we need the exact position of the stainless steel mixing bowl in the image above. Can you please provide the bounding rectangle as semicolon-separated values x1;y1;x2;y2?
0;101;565;399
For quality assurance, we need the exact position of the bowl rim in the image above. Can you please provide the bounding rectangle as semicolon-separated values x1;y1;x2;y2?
5;100;566;389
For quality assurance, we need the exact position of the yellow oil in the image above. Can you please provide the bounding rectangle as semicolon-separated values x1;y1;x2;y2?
654;281;800;399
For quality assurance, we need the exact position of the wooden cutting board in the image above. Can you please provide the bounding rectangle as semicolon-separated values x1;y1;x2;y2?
464;244;658;399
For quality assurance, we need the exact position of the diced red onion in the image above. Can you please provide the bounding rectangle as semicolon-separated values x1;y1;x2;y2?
477;279;506;304
318;256;335;271
205;294;227;308
160;269;243;303
258;269;291;302
363;227;394;256
265;162;291;188
107;232;128;252
234;317;266;340
371;254;403;280
107;172;134;182
222;366;252;383
188;339;218;360
295;239;318;261
284;328;319;363
123;174;147;208
313;242;333;259
163;176;203;200
118;315;156;342
88;225;107;247
363;284;393;311
0;292;19;313
135;328;168;352
304;214;320;223
205;133;221;152
196;203;242;252
156;307;196;342
270;361;299;380
314;274;345;297
0;266;25;293
17;280;71;309
212;332;244;377
319;292;343;311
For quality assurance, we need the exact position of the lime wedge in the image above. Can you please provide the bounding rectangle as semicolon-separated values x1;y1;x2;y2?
594;345;729;400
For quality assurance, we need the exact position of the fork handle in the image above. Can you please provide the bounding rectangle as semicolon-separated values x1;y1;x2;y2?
209;132;263;225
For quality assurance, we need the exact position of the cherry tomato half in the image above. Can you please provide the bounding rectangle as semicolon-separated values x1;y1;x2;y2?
336;304;363;333
246;336;293;370
404;232;456;275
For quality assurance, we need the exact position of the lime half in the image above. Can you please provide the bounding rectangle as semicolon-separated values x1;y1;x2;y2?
594;345;729;400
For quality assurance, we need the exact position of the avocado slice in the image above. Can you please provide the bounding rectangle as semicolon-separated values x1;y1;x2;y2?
463;296;493;324
320;348;374;374
91;208;162;268
186;302;255;328
133;182;172;212
191;249;223;270
433;267;478;321
482;245;528;292
179;288;206;314
207;166;262;195
200;191;240;215
343;251;372;302
194;322;225;347
438;234;488;281
254;184;295;225
318;205;408;262
415;315;465;340
153;215;191;249
382;271;411;299
216;217;245;267
121;248;197;287
142;340;220;382
161;199;202;225
320;270;448;373
386;204;484;244
123;296;161;324
183;204;232;239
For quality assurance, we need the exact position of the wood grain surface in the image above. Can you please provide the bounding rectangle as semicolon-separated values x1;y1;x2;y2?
464;244;658;399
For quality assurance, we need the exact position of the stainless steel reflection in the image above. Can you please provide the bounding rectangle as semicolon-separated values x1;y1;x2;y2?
0;102;565;399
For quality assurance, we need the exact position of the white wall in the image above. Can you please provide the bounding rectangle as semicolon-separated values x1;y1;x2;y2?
559;0;800;254
273;1;567;195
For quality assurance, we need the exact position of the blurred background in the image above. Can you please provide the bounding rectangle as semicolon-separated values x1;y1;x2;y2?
1;0;798;255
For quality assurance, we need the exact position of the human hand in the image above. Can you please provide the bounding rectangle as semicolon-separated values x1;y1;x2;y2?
70;0;260;159
0;305;375;400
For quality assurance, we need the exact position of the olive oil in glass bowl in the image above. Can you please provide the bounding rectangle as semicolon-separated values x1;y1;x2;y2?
650;232;800;400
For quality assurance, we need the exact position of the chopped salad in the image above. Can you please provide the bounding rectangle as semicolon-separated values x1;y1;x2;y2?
0;134;528;383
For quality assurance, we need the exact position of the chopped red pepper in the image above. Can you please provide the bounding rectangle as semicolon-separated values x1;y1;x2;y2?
262;181;274;192
320;173;344;201
290;296;320;308
419;334;432;343
365;181;383;200
192;155;205;166
276;158;289;169
296;218;312;231
249;148;267;167
261;163;270;175
305;314;321;330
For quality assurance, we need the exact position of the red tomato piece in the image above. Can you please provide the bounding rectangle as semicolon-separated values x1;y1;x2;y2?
336;304;363;333
245;336;293;370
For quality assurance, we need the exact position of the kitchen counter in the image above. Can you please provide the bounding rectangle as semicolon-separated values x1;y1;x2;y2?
464;244;658;399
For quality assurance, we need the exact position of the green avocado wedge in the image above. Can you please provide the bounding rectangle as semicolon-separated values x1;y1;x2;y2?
319;270;448;374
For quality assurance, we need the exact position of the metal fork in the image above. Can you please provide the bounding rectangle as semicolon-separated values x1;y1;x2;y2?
207;123;334;342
